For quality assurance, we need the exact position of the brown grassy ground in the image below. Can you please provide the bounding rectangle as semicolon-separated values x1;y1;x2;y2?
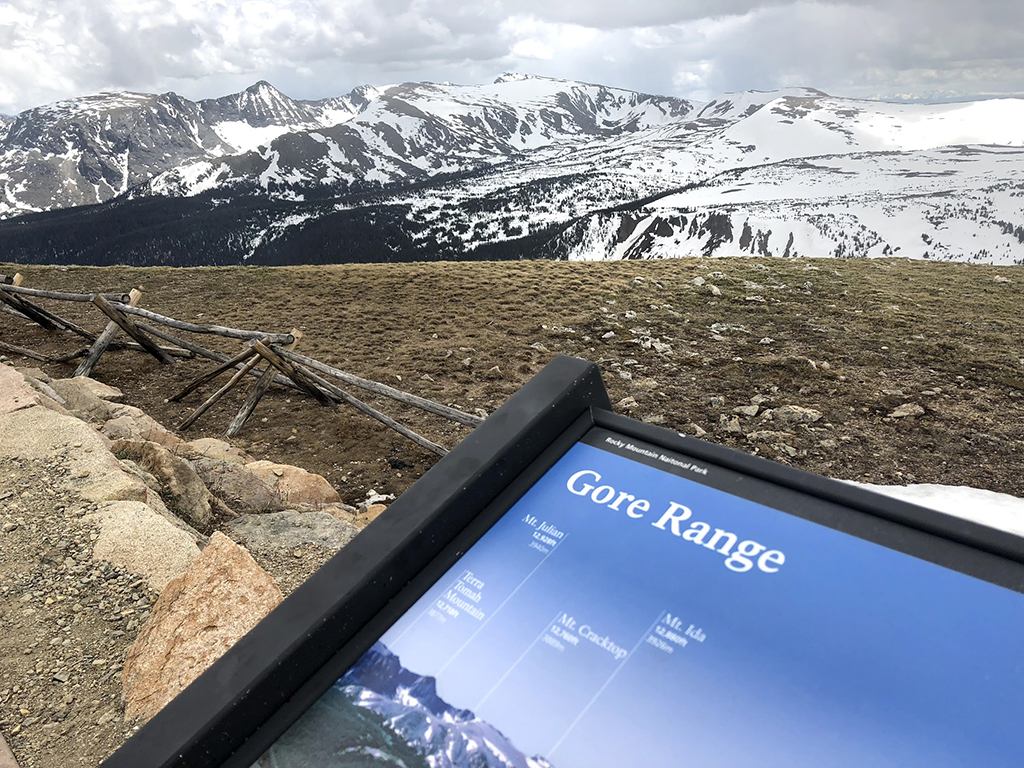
2;257;1024;501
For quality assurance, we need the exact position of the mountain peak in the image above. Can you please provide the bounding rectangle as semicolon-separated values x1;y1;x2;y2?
246;80;284;96
494;72;541;84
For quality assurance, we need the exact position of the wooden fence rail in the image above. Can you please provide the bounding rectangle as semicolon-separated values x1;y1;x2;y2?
0;275;481;455
2;285;130;303
111;303;294;345
273;347;482;427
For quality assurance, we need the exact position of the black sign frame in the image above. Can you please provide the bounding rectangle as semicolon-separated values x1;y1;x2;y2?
100;355;1024;768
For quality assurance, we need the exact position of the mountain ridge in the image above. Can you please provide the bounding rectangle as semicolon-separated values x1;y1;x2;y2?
1;75;1022;265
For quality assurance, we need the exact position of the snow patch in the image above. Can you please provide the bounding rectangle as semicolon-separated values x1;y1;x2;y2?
855;483;1024;539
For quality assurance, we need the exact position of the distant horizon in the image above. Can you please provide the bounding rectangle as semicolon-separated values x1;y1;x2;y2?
4;73;1024;118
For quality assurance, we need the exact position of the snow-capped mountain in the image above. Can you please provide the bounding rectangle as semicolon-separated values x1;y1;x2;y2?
0;81;370;218
338;642;554;768
1;75;1022;265
143;74;696;202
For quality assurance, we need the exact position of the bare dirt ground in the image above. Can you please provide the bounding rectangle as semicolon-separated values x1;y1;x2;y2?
3;258;1023;499
0;256;1023;766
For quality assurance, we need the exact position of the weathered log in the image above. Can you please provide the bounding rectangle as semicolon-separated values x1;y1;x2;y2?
178;354;263;431
0;339;53;362
20;373;65;405
135;322;311;396
109;341;193;358
271;347;482;427
226;331;301;438
278;356;448;456
51;349;89;363
0;274;12;285
0;288;98;340
111;304;293;345
225;363;277;438
168;343;260;402
0;289;60;331
0;305;26;319
251;341;333;405
62;342;191;362
91;295;173;365
1;284;130;303
27;305;97;340
75;288;142;377
135;322;231;362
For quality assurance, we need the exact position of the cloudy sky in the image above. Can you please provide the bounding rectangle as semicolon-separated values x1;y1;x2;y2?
1;0;1023;114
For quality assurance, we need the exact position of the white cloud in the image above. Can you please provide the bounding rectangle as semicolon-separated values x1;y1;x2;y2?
511;39;553;60
0;0;1022;114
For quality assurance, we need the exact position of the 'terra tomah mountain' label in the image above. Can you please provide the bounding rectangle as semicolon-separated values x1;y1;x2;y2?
256;431;1024;768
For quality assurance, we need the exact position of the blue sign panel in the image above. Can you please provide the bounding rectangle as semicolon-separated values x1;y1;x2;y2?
255;430;1024;768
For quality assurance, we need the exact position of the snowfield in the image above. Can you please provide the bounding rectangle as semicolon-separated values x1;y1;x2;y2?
2;75;1024;263
859;484;1024;540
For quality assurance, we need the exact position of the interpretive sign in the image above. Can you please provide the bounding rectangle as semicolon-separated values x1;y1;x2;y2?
102;356;1024;768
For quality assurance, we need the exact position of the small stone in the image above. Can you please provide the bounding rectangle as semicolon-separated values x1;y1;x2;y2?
97;709;117;726
993;275;1012;284
759;337;775;345
690;276;706;286
773;405;823;425
733;405;759;417
616;396;638;410
719;415;743;434
707;396;725;408
708;285;722;297
890;403;925;418
746;430;793;442
2;522;17;533
601;331;616;340
687;423;707;437
745;295;766;303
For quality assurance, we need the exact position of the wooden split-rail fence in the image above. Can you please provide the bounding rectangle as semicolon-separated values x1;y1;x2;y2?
0;272;483;455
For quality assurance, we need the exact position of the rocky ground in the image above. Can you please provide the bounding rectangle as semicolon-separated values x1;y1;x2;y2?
1;257;1023;766
0;367;385;767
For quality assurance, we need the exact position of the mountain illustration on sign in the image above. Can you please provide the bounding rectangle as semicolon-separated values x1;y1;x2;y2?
256;642;555;768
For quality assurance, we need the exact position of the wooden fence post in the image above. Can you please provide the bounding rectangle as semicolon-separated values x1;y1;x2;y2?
178;354;262;431
75;288;142;377
91;295;173;365
226;331;303;438
251;341;333;405
168;344;260;402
